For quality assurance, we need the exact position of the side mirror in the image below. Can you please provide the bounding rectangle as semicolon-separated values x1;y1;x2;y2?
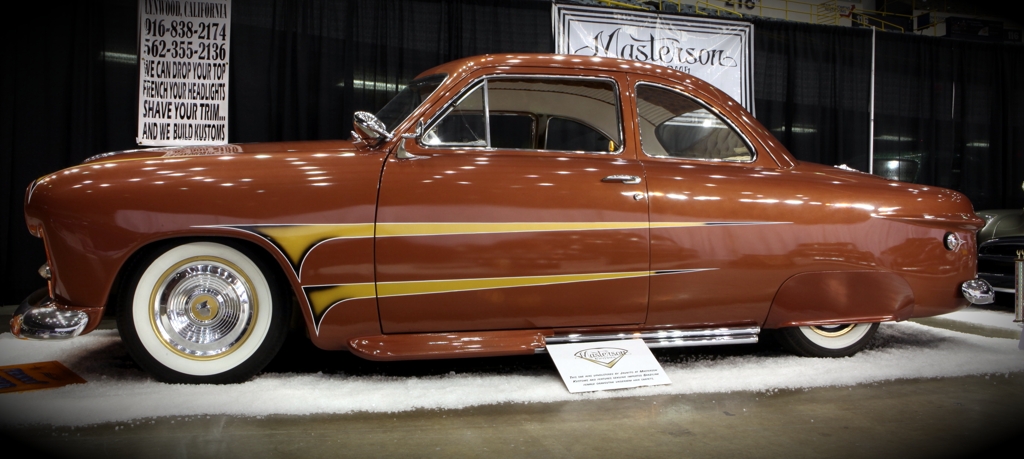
352;111;392;146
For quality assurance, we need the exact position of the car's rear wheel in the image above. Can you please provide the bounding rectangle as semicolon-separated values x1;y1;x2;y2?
118;241;289;384
775;322;879;358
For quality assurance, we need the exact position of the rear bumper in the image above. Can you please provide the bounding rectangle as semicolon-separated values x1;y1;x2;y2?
10;288;89;340
961;279;995;305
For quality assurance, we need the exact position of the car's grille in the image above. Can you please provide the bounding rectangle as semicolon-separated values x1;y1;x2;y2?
977;236;1024;290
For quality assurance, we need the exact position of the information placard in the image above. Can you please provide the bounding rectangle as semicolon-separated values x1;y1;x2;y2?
555;4;754;113
547;339;671;393
137;0;231;146
0;361;86;394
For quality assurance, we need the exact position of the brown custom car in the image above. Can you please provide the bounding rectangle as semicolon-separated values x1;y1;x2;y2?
13;54;994;383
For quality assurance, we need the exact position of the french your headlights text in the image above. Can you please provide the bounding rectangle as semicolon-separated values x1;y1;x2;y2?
138;0;231;145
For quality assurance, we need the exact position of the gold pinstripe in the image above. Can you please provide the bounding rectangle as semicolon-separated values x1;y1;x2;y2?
376;271;651;297
251;224;374;266
304;283;376;318
199;221;773;333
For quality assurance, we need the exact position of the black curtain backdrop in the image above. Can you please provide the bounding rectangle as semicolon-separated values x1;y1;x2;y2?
2;1;1023;304
874;32;1024;210
753;20;873;171
758;21;1024;208
873;32;958;190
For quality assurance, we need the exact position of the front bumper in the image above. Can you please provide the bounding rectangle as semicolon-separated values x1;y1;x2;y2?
10;287;89;340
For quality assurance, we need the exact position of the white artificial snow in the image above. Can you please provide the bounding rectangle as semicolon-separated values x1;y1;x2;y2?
1;321;1022;427
939;306;1023;331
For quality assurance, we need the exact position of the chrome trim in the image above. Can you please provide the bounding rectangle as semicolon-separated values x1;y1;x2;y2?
419;74;625;156
538;326;760;352
483;79;491;147
401;120;425;140
652;268;718;275
602;175;641;184
992;286;1016;294
634;82;758;164
11;288;89;340
962;279;995;305
82;147;160;164
644;335;759;348
395;138;422;160
83;150;131;163
38;262;51;280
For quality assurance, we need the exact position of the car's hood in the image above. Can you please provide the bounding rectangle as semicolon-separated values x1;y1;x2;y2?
82;140;361;164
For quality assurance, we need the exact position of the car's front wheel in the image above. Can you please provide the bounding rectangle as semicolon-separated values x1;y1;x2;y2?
118;241;289;384
775;323;879;358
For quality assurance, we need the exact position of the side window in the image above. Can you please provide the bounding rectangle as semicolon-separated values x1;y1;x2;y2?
422;84;486;146
422;77;621;153
545;117;615;152
635;84;753;162
490;113;535;149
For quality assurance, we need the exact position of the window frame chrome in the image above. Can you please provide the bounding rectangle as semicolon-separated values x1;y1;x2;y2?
417;74;626;156
634;82;758;164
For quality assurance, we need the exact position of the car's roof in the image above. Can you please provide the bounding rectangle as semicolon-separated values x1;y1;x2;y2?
416;53;717;95
413;53;794;168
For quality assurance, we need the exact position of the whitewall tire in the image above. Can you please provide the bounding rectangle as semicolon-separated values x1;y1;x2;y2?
775;323;879;358
118;241;289;384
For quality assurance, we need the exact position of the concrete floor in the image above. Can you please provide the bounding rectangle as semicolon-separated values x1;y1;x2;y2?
1;308;1021;459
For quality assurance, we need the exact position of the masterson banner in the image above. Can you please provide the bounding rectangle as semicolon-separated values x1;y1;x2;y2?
137;0;231;146
554;4;754;113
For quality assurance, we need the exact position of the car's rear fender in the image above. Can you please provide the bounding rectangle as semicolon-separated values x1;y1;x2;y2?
763;270;917;329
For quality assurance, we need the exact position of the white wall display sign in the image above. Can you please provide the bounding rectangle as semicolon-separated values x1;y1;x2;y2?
547;339;671;393
554;4;754;113
137;0;231;146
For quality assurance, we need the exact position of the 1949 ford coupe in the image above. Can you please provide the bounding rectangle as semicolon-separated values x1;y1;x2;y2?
13;54;995;383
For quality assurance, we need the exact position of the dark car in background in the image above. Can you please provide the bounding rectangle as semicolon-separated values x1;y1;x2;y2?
976;183;1024;305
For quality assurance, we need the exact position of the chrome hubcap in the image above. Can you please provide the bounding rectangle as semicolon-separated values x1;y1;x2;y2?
152;259;256;359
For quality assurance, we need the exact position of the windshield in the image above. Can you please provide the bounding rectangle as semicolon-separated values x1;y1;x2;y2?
375;74;447;133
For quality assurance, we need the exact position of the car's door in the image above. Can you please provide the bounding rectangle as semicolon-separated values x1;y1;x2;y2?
630;77;796;327
375;70;650;333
